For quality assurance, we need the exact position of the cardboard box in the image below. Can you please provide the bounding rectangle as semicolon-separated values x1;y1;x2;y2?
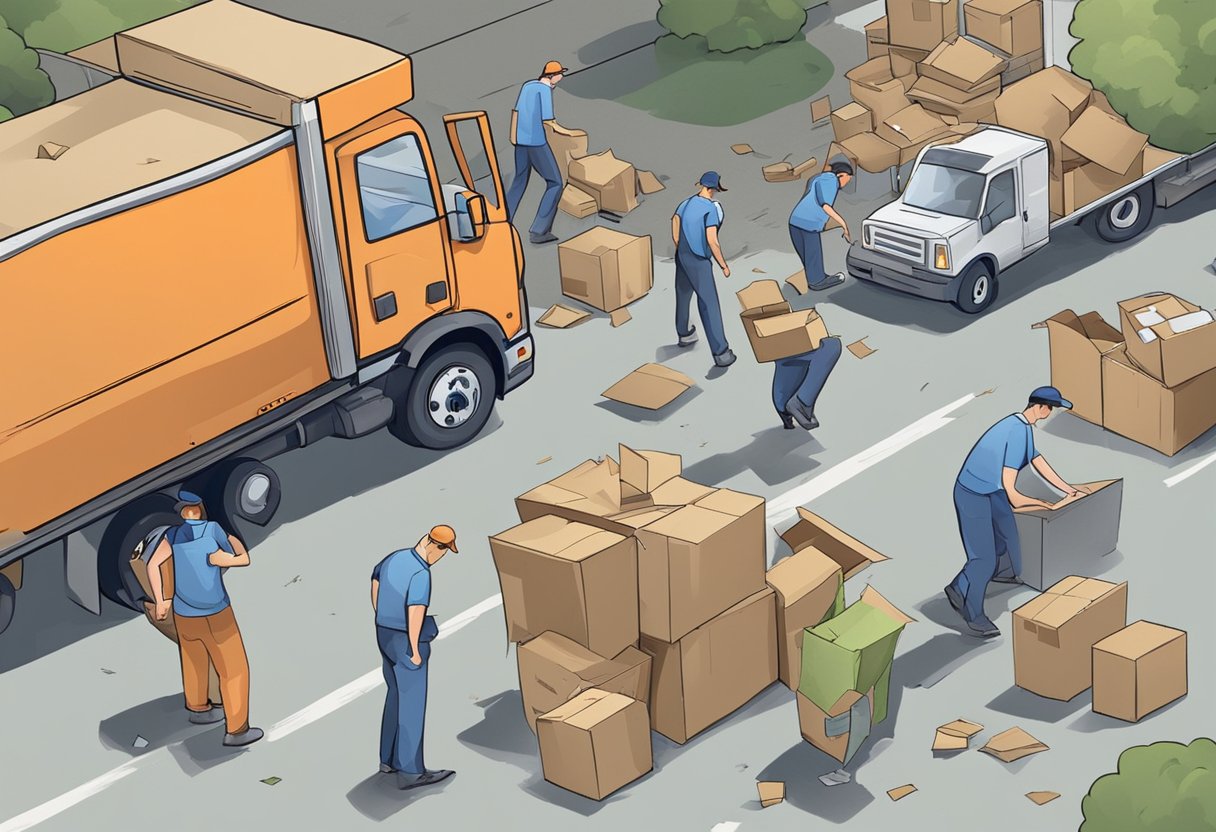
876;104;951;163
640;589;778;744
537;689;653;800
1061;163;1141;215
917;37;1007;90
1101;346;1216;456
964;0;1043;58
797;685;878;764
839;131;903;172
517;632;651;733
908;73;1000;105
516;457;627;531
887;0;958;50
995;67;1091;175
800;586;913;725
907;82;1001;120
1062;107;1148;176
1013;576;1128;701
888;46;930;83
545;121;589;178
648;476;716;507
779;507;891;579
1032;309;1125;425
865;16;890;51
832;102;874;142
767;547;846;690
1143;144;1185;174
1118;293;1216;387
1013;473;1123;592
558;227;653;313
736;280;830;362
1092;621;1187;722
559;183;598;218
1000;49;1045;85
568;150;639;215
846;57;912;124
490;515;639;657
634;488;767;642
619;445;681;503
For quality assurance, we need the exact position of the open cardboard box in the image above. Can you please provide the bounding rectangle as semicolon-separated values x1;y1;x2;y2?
1012;470;1122;592
1118;293;1216;387
736;280;829;363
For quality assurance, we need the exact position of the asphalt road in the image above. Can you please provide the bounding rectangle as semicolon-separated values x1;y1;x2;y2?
3;2;1216;831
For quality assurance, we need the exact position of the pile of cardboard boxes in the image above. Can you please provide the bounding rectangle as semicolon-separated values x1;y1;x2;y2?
546;122;665;220
832;0;1182;214
490;446;900;799
1037;292;1216;455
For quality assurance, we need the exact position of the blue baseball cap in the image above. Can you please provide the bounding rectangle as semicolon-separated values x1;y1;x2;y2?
1029;386;1072;409
175;489;204;512
698;171;727;191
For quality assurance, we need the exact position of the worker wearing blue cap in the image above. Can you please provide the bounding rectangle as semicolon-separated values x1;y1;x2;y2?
672;172;735;369
945;387;1082;637
146;489;262;747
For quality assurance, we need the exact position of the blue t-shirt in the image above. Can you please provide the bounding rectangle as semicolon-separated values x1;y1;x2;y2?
675;195;721;259
168;520;234;617
513;80;554;147
790;172;841;232
957;414;1039;494
372;548;432;632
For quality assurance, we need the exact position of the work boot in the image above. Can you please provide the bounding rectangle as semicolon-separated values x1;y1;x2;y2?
944;584;965;617
780;412;796;430
397;769;455;791
713;349;736;368
788;398;819;431
966;615;1001;638
808;272;846;291
529;232;558;245
187;706;225;726
678;326;699;347
222;727;264;747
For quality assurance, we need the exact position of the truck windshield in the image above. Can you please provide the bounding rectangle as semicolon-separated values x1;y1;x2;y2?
903;164;986;219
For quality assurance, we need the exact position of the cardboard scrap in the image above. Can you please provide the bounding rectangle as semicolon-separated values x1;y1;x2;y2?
810;96;832;122
847;338;876;359
610;307;632;328
1026;791;1061;805
37;142;69;160
636;169;666;194
731;143;755;154
981;727;1049;763
757;781;785;807
537;304;591;329
602;363;695;410
752;267;766;273
887;784;917;801
792;156;819;177
933;719;984;751
536;455;552;465
762;162;799;183
786;270;809;295
261;776;282;786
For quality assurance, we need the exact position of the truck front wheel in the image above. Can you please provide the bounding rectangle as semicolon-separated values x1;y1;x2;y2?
1094;182;1154;243
954;261;998;314
389;344;496;450
98;495;178;611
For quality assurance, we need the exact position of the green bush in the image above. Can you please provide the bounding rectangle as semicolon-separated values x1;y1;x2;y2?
0;103;13;121
1069;0;1216;154
1081;738;1216;832
0;13;52;116
0;0;199;53
658;0;808;53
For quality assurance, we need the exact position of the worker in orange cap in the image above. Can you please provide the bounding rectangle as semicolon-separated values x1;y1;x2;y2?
371;525;459;789
506;60;575;245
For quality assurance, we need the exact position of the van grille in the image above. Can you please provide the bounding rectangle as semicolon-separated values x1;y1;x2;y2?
871;228;926;264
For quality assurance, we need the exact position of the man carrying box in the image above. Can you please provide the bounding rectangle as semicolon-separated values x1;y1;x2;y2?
506;60;577;245
789;163;854;291
945;388;1082;637
672;172;735;369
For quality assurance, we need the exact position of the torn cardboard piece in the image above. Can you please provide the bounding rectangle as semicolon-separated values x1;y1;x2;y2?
636;169;665;194
932;718;984;751
786;270;809;295
792;156;819;177
568;150;639;214
763;162;799;183
779;507;890;579
757;781;785;807
887;784;917;801
559;183;599;218
847;338;875;359
602;363;695;410
731;143;755;154
610;307;632;328
1026;791;1061;805
619;444;681;503
545;121;589;178
37;142;70;160
980;727;1049;763
537;304;591;329
810;96;832;122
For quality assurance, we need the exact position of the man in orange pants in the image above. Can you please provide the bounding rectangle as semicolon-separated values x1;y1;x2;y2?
147;489;262;747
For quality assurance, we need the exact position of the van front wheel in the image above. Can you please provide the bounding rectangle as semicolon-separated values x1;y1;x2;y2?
389;344;496;450
954;261;998;314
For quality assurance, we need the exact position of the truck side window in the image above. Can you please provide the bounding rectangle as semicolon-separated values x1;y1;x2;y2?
355;134;439;242
985;170;1016;228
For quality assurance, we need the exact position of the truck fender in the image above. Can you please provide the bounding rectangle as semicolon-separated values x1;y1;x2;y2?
398;311;509;396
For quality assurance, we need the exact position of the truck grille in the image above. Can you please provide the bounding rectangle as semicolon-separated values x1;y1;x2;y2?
870;228;926;264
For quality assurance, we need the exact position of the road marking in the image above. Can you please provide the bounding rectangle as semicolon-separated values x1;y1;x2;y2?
834;0;885;32
766;393;977;525
1164;450;1216;487
0;594;505;832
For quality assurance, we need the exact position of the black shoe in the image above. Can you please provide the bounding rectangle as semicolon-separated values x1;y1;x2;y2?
944;584;965;616
991;574;1023;585
808;272;846;291
788;398;819;430
529;232;558;244
397;769;455;790
780;412;795;430
966;615;1001;638
222;727;264;747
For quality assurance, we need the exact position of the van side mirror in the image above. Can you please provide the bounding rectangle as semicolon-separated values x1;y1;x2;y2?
980;213;993;235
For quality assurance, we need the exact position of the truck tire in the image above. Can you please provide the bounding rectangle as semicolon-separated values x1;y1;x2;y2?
204;458;281;529
0;571;14;635
954;260;998;314
1094;182;1154;243
98;495;178;611
389;344;496;450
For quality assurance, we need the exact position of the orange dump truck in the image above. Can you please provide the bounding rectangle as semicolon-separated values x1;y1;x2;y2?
0;0;534;633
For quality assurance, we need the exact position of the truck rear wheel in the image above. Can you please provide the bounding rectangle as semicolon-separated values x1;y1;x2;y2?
202;458;281;529
0;572;15;635
954;261;998;314
1094;182;1154;243
389;344;496;450
98;495;178;611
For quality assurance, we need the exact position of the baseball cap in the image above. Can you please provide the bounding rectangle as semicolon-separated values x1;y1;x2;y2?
1029;386;1072;409
174;488;204;513
429;525;459;553
698;171;727;191
541;60;569;77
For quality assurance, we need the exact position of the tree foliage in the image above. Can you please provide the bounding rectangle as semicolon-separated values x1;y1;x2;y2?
1081;738;1216;832
1069;0;1216;153
0;13;52;116
658;0;808;53
0;0;199;53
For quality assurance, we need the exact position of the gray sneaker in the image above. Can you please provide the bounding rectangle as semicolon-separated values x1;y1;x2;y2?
678;326;699;347
379;763;396;774
966;615;1001;638
397;769;455;791
222;727;264;747
187;706;225;725
808;272;846;291
713;349;736;368
991;574;1023;585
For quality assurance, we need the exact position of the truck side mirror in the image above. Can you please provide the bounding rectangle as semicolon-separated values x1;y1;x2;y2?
451;191;489;242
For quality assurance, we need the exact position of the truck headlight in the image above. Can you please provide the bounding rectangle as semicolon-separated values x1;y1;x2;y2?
934;243;950;270
863;224;873;247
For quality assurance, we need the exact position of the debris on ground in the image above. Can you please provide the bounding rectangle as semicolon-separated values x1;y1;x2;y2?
260;776;282;786
786;270;809;294
133;735;149;749
636;169;665;194
710;823;741;832
536;456;552;465
611;307;632;328
762;162;799;183
37;142;69;160
920;382;929;391
735;763;749;771
819;769;852;786
887;784;917;801
537;304;592;329
101;668;116;675
602;363;694;410
981;727;1049;763
933;718;984;751
731;143;754;154
559;183;598;218
752;267;766;273
792;157;819;177
757;781;785;807
810;96;833;122
1026;791;1061;805
283;575;300;587
848;338;876;359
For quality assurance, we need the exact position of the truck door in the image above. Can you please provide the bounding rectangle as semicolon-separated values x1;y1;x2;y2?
980;168;1023;267
1020;148;1050;248
334;122;455;360
442;112;524;342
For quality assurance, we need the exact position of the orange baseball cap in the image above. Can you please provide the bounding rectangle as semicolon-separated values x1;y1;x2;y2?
541;60;569;77
429;525;459;553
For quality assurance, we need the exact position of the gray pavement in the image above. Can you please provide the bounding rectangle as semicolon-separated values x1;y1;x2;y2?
3;2;1216;831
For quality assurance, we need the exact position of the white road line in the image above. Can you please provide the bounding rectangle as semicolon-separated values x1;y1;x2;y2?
766;393;977;525
833;0;885;32
0;594;505;832
1164;450;1216;487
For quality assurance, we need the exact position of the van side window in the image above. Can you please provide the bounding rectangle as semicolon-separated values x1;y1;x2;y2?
985;170;1016;227
355;134;439;242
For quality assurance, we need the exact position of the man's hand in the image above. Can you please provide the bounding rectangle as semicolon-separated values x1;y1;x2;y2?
842;228;854;244
409;652;423;667
721;264;731;278
155;599;171;621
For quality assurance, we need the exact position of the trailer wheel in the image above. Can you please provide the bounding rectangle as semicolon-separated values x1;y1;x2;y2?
205;459;281;528
0;572;15;635
98;495;179;611
954;260;998;314
1094;182;1154;243
389;344;496;450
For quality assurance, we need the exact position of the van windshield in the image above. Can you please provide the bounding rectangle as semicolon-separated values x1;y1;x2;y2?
903;164;986;219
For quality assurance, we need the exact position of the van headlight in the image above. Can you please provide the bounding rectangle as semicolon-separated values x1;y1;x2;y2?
934;243;950;270
863;224;873;248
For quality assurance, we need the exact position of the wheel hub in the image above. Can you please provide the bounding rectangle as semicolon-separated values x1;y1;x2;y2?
428;365;481;429
1110;196;1140;229
239;473;271;516
972;275;989;304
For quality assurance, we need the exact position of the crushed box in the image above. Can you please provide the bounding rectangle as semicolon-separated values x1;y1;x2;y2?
558;227;653;312
1101;346;1216;456
875;103;951;163
995;67;1091;175
619;445;681;504
1061;163;1139;214
515;457;627;532
1013;576;1128;701
917;37;1007;90
1061;107;1148;176
797;686;877;764
1092;621;1187;723
1118;293;1216;387
1012;472;1123;592
846;57;913;124
568;150;638;214
545;121;589;178
838;132;902;172
832;102;874;142
537;689;653;800
518;632;651;733
964;0;1044;58
736;279;830;363
559;183;598;218
886;0;958;50
1033;309;1124;425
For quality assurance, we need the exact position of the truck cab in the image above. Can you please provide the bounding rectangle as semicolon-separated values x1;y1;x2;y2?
847;128;1050;313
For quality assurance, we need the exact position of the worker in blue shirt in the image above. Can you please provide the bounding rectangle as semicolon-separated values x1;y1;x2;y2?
945;388;1082;637
672;171;735;369
505;60;574;245
372;525;458;790
790;163;854;291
